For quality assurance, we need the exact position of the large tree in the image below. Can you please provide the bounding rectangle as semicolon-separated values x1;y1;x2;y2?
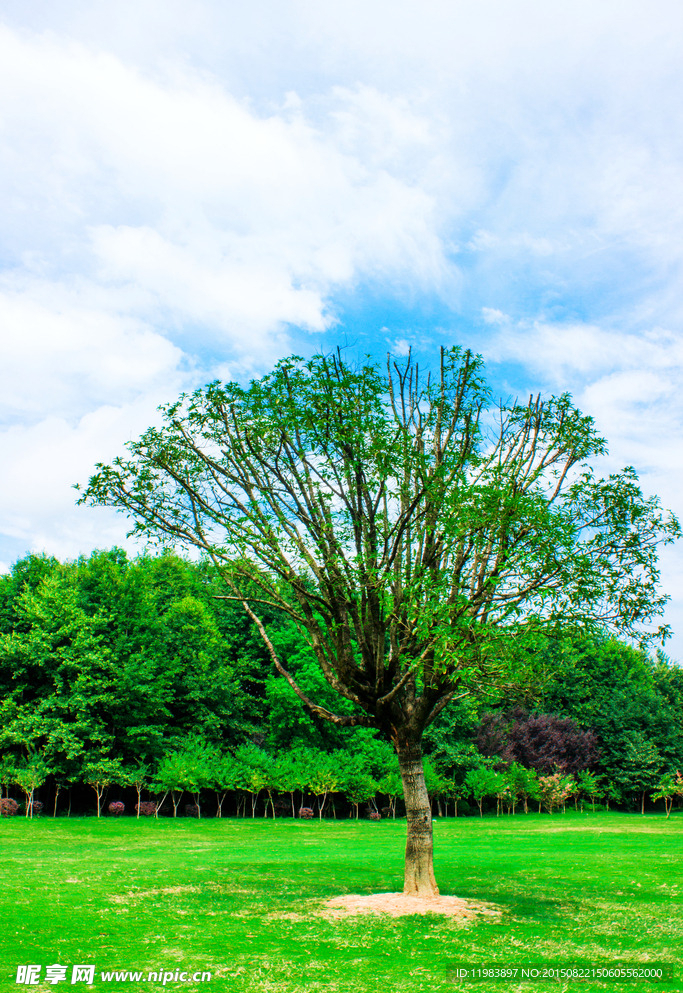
79;346;679;896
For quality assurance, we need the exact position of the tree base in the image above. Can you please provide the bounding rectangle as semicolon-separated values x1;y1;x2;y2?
324;893;500;919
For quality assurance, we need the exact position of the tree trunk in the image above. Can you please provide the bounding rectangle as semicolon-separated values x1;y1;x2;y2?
396;735;439;898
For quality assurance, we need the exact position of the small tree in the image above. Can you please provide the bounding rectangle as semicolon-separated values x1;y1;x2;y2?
464;767;503;817
0;758;16;802
501;763;537;815
275;753;307;818
305;750;340;820
603;780;622;812
82;758;123;818
613;733;662;814
341;755;378;819
206;751;237;818
651;771;683;818
14;757;48;819
378;767;403;819
537;772;574;814
124;763;150;820
154;751;191;817
576;770;603;812
234;744;273;818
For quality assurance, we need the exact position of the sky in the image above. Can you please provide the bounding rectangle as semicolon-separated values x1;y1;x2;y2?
1;0;682;659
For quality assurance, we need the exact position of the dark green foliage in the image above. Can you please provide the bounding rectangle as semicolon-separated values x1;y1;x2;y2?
2;547;683;818
0;550;271;774
535;633;683;799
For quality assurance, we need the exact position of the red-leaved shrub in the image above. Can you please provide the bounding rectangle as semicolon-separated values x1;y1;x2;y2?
0;798;19;817
108;801;125;816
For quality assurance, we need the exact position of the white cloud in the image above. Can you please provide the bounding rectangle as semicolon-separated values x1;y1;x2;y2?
0;401;167;561
0;284;185;426
0;25;449;341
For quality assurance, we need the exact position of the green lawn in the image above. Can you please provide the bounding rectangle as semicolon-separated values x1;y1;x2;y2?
1;811;680;992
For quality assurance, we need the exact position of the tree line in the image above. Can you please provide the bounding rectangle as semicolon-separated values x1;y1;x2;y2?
1;549;682;820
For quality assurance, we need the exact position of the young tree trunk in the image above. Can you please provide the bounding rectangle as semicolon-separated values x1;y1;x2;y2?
396;736;439;898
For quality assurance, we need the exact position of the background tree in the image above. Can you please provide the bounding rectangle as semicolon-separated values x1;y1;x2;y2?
125;762;150;819
82;757;123;818
14;755;48;818
464;766;502;817
304;749;341;819
378;766;403;818
612;733;662;814
576;769;603;811
651;771;683;818
79;347;679;896
477;709;600;775
537;772;575;814
203;748;236;818
153;749;191;817
340;753;378;819
232;744;272;817
537;634;683;790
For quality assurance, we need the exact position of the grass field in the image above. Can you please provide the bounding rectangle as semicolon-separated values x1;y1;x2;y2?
1;810;680;992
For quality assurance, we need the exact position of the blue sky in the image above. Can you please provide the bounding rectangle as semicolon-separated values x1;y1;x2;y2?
1;1;682;658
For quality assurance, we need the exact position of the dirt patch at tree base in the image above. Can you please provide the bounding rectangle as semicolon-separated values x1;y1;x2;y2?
323;893;501;919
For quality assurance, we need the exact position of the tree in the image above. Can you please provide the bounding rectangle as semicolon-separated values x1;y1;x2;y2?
502;762;538;815
651;771;683;818
274;752;306;818
124;762;150;819
576;769;603;811
153;749;192;817
340;754;378;819
79;346;679;897
464;766;502;817
204;749;237;818
378;766;403;818
612;732;663;814
536;634;683;789
14;755;48;819
477;709;600;775
233;744;272;817
304;749;340;819
537;772;574;813
82;757;123;818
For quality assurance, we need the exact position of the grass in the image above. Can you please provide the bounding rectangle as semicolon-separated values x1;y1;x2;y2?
1;810;680;992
